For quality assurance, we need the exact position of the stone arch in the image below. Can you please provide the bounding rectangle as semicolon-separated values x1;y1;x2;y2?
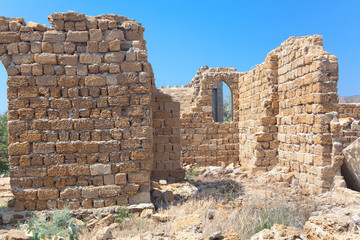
174;67;240;167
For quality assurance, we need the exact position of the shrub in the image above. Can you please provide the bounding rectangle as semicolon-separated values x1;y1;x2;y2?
27;207;82;240
185;165;201;180
115;206;130;223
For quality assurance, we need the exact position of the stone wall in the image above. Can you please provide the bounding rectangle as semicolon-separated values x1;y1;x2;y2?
338;103;360;119
267;36;339;194
1;10;354;211
163;35;343;194
158;86;196;115
238;55;279;172
335;103;360;149
161;67;240;167
1;12;154;211
152;90;185;181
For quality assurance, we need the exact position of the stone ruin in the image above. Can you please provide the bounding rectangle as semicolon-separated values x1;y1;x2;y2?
0;12;359;212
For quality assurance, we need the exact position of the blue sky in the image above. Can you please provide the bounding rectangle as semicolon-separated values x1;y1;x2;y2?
0;0;359;114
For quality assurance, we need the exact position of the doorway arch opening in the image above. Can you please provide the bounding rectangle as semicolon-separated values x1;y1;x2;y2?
212;81;233;122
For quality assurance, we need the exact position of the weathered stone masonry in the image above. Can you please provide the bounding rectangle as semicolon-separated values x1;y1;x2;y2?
0;12;159;211
162;35;355;195
1;11;359;211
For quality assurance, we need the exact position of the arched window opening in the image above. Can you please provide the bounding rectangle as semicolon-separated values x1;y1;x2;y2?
212;81;233;122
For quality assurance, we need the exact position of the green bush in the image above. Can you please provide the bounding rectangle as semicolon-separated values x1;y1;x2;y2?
185;169;201;179
0;111;8;174
115;206;130;223
27;207;82;240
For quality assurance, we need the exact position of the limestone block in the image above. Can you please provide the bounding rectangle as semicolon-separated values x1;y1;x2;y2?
51;99;72;109
89;29;102;41
0;32;20;43
60;188;81;199
9;143;31;155
43;31;66;42
33;142;55;154
5;229;29;240
58;55;78;66
68;165;90;176
342;137;360;191
129;192;151;204
82;187;99;198
19;131;41;142
104;30;124;41
121;62;142;72
104;52;125;63
128;172;150;183
85;76;106;87
99;185;122;197
38;189;59;200
115;173;127;185
72;98;93;108
90;164;112;175
104;175;115;185
51;119;73;130
78;142;99;153
13;54;34;64
80;54;102;64
48;166;68;176
34;53;57;64
109;40;121;51
67;31;88;42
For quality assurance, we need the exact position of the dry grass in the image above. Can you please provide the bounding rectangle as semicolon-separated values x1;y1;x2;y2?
80;169;318;239
81;193;315;240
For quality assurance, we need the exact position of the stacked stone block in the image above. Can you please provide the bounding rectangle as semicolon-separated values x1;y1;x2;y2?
1;12;351;210
159;85;196;115
169;68;240;167
163;36;343;194
338;103;360;119
273;35;339;194
1;12;153;211
334;103;360;149
152;90;185;181
238;55;279;172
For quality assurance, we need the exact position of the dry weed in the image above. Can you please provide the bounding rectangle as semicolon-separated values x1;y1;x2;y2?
82;192;315;240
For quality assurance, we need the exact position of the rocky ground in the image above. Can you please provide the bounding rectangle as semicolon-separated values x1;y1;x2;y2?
1;165;360;239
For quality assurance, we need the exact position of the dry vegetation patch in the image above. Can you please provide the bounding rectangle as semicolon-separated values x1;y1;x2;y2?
80;165;319;239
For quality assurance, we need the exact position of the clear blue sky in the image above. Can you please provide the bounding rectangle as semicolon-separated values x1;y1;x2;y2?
0;0;359;114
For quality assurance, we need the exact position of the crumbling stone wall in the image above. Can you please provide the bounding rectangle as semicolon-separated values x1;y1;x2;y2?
331;104;360;191
272;36;339;194
237;55;279;173
334;104;360;149
1;10;354;210
338;103;360;120
158;86;196;114
1;12;155;211
161;67;240;166
163;35;343;194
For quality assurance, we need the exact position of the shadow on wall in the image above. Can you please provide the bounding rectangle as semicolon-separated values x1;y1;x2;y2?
152;89;185;182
